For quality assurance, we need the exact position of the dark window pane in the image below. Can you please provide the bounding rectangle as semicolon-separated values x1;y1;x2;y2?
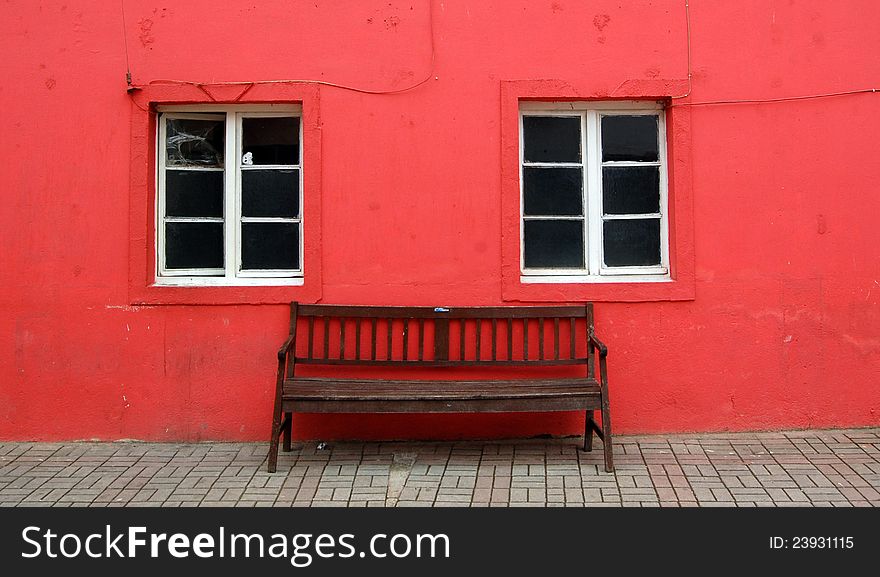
166;117;224;167
241;223;299;270
523;220;584;269
165;222;224;269
602;166;660;215
522;116;581;163
523;167;583;216
601;115;658;162
165;170;224;217
603;219;661;267
242;117;300;165
241;169;299;218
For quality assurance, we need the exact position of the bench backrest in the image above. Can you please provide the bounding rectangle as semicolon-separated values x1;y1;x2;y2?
287;303;596;375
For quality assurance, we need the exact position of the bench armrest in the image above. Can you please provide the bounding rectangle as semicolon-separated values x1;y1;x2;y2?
278;334;296;362
589;333;608;357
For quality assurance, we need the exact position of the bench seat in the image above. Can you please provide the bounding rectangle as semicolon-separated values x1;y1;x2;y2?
283;377;601;412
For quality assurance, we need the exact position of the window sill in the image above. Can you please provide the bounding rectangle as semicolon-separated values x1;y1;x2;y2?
154;277;304;287
521;274;671;284
129;281;319;305
504;275;693;302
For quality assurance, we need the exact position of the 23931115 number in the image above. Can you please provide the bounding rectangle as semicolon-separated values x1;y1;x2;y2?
792;536;854;549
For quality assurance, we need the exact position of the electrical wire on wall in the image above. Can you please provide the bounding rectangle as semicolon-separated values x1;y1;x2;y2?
666;0;877;107
668;0;693;100
120;0;132;87
121;0;437;98
121;0;876;108
669;88;878;108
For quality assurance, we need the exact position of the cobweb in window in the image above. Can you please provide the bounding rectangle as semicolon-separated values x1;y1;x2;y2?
166;118;225;167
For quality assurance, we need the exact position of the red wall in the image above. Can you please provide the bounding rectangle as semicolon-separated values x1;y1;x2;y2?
2;0;879;442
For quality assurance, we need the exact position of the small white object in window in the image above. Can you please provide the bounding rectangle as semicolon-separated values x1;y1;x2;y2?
242;151;254;165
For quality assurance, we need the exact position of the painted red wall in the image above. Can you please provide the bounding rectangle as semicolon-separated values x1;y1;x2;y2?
2;1;878;442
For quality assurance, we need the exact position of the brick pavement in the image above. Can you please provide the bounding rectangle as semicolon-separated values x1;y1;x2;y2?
1;428;878;507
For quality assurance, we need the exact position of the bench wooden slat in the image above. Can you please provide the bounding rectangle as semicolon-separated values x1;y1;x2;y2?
435;317;449;361
403;318;409;361
297;305;588;319
386;319;393;361
475;319;482;361
539;317;544;360
285;378;600;400
294;358;588;367
459;319;465;361
554;317;560;360
290;397;601;414
586;303;595;376
340;317;346;359
307;316;314;360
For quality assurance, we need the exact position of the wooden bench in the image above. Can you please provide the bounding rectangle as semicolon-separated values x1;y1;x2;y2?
269;303;613;472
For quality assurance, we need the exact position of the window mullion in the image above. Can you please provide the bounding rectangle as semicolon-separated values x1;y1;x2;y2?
585;110;602;275
224;113;237;280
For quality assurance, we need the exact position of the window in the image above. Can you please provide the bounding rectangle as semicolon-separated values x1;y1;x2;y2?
156;105;303;285
520;102;668;282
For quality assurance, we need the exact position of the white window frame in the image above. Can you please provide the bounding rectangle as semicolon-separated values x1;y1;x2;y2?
519;101;670;284
155;104;304;287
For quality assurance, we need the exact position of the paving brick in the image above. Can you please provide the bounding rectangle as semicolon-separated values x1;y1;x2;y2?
0;430;876;508
509;488;527;502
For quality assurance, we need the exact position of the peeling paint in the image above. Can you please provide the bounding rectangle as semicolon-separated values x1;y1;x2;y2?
106;305;145;312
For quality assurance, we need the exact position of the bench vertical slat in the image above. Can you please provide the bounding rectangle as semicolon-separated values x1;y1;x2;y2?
286;302;298;376
475;319;482;361
586;303;594;377
538;317;545;360
323;317;330;360
387;319;393;361
371;318;378;361
507;318;513;361
307;316;314;360
418;319;425;361
339;317;346;360
570;318;576;359
554;317;560;360
435;317;449;361
403;318;409;361
491;318;497;361
523;318;529;360
459;319;466;361
355;318;362;360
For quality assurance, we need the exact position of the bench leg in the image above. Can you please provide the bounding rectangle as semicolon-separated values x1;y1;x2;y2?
600;403;614;473
267;431;280;474
583;410;594;452
268;421;281;473
282;412;293;452
268;404;284;473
